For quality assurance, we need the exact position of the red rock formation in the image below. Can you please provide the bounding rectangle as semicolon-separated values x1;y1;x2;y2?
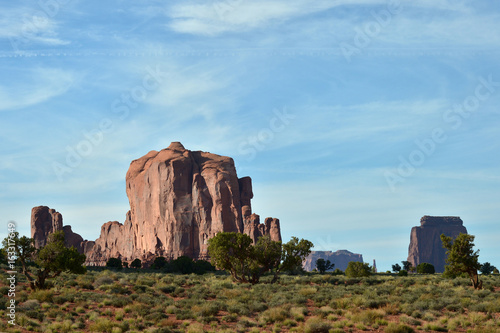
31;206;85;252
302;250;364;272
407;215;467;273
83;142;282;265
31;206;63;248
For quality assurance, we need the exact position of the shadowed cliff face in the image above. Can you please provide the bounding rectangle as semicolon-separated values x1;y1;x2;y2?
407;215;468;273
82;142;282;266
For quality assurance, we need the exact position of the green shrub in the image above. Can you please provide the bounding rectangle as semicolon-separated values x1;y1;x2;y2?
106;258;123;270
398;270;408;276
304;316;332;333
94;276;114;287
416;263;435;274
345;262;371;278
385;323;415;333
29;289;54;302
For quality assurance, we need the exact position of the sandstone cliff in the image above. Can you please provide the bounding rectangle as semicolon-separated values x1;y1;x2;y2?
302;250;364;272
407;215;468;273
82;142;281;265
31;206;86;253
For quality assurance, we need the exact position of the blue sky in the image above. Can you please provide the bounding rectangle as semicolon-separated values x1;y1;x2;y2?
1;0;499;271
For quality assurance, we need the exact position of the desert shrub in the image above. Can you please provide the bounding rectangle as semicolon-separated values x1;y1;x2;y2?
89;317;129;332
259;306;290;324
158;284;176;294
385;323;415;333
398;270;408;276
94;275;114;288
417;263;435;274
130;258;142;269
227;303;250;316
248;300;268;312
304;316;332;333
290;307;307;321
106;257;123;270
423;322;448;332
29;289;54;302
299;286;317;296
349;309;384;325
400;315;421;326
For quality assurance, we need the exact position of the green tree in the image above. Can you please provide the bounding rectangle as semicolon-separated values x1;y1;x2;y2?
208;233;313;284
479;262;495;275
252;235;282;283
151;256;167;270
345;261;371;277
130;258;142;269
0;248;6;265
401;261;413;272
441;233;482;289
315;258;335;274
32;231;86;289
392;263;401;273
171;256;196;274
193;260;216;274
3;231;86;290
416;262;435;274
208;232;255;283
270;236;313;283
398;270;408;276
2;232;36;274
106;257;123;270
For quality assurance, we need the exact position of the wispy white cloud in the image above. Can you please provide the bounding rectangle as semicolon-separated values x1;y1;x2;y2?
0;8;70;48
167;0;381;36
0;68;75;111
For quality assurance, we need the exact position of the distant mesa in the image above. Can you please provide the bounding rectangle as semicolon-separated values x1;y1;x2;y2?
302;250;364;272
31;142;282;266
407;215;467;273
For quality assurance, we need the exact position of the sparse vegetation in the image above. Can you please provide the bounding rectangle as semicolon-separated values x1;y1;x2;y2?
0;269;499;332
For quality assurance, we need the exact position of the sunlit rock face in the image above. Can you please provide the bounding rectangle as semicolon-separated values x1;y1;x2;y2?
84;142;282;266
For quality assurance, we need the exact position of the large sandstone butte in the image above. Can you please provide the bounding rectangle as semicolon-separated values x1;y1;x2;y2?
407;215;468;273
30;142;281;266
302;250;363;272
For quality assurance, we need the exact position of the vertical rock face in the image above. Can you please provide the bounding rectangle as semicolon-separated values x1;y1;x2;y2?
31;206;63;248
302;250;364;272
83;142;282;265
407;215;468;273
31;206;85;252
